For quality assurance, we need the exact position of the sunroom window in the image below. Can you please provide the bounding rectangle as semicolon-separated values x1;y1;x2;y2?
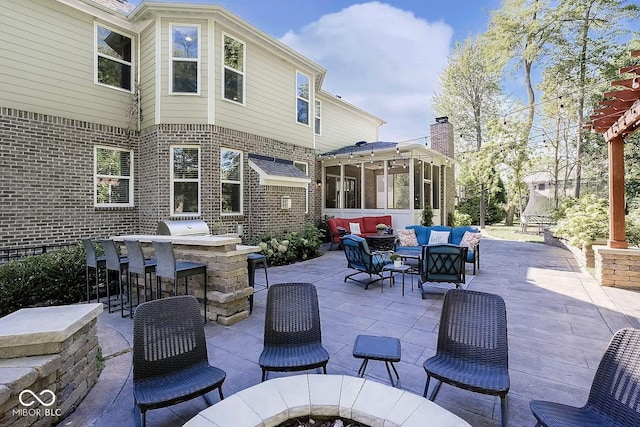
96;25;132;91
223;34;245;103
171;146;200;216
94;146;133;207
171;25;199;94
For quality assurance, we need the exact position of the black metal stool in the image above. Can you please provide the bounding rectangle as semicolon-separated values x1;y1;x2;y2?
247;253;269;314
353;334;401;387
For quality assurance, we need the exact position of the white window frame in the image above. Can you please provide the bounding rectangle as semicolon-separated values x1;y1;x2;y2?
94;145;134;207
296;71;311;126
222;32;246;105
294;161;309;214
170;145;201;217
169;23;201;95
94;23;134;93
221;148;243;215
314;100;322;135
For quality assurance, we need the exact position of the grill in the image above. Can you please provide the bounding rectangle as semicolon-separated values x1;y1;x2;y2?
157;220;211;236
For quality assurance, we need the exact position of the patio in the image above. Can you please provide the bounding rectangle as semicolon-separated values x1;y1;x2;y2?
62;237;640;426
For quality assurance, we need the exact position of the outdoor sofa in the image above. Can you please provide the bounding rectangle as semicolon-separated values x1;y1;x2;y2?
327;215;393;250
395;225;481;274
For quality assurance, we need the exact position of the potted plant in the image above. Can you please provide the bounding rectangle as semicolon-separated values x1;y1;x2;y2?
390;253;403;267
376;223;388;235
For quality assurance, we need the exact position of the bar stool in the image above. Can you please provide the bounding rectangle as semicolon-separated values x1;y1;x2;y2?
152;241;208;323
82;239;106;303
247;253;269;314
124;240;157;317
101;239;129;317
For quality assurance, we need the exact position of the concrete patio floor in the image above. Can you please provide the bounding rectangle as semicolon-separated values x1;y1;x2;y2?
61;236;640;427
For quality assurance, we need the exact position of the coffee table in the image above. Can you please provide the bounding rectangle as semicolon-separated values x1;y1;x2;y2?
353;334;401;387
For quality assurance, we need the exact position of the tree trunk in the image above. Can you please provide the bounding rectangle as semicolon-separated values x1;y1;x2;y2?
505;205;515;226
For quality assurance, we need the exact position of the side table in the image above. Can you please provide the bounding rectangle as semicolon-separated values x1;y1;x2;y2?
382;264;412;296
352;334;401;387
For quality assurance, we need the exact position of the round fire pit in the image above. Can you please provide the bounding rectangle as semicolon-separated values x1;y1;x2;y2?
184;374;470;427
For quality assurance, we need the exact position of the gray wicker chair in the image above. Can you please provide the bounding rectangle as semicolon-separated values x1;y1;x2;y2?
530;328;640;427
424;289;510;427
258;283;329;381
133;295;225;427
124;239;157;317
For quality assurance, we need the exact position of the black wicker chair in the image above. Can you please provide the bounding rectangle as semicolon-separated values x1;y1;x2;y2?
258;283;330;381
81;238;105;304
530;328;640;427
133;295;226;427
124;239;157;316
424;289;510;427
341;235;392;289
101;239;129;316
418;243;467;298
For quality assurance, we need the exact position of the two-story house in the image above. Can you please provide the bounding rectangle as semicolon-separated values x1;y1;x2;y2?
0;0;390;250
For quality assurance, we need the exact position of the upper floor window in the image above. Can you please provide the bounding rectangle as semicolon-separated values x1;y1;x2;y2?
94;146;133;207
296;71;310;125
314;100;321;135
96;24;132;91
171;25;199;94
221;148;242;214
223;34;245;104
171;146;200;216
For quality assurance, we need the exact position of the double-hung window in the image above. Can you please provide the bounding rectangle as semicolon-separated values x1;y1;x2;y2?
171;146;200;216
94;146;133;207
314;100;321;135
223;34;245;104
221;149;242;214
170;24;199;94
296;71;310;125
96;24;132;91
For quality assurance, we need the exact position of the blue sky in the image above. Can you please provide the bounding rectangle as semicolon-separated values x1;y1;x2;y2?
127;0;503;141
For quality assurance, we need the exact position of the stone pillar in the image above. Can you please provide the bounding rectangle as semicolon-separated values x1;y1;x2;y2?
594;245;640;288
0;304;102;426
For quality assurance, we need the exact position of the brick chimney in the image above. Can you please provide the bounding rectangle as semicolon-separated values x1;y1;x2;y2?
430;116;454;158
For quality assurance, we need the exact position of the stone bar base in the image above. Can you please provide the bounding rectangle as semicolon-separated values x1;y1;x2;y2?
594;245;640;288
0;304;102;426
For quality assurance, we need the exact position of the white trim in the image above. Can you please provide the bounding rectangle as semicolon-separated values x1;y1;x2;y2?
295;70;310;126
221;32;246;106
169;23;201;95
208;19;215;123
155;19;162;124
170;145;201;217
93;145;134;208
221;148;243;215
314;99;322;136
94;22;134;93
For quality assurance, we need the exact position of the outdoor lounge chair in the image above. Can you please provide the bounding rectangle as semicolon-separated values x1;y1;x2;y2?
424;289;510;427
133;295;226;427
530;327;640;427
418;243;467;298
258;283;329;381
341;234;392;289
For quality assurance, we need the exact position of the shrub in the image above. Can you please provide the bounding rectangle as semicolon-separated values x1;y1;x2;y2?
457;196;506;225
421;205;434;226
0;245;86;317
552;195;609;246
626;209;640;248
251;224;324;266
453;210;473;227
315;215;331;243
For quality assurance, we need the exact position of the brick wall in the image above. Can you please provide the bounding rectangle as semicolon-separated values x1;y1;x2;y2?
0;108;320;251
594;246;640;288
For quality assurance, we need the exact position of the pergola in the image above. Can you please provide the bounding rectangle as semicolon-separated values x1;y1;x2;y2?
589;49;640;249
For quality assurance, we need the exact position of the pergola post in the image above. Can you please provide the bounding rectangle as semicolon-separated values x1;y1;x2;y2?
608;134;628;248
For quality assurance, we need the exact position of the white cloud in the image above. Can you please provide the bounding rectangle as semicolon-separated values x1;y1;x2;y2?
280;1;453;142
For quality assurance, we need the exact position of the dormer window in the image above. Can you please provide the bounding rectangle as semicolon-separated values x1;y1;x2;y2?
170;25;200;94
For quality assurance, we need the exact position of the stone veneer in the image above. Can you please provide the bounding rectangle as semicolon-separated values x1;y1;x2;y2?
183;375;470;427
594;245;640;288
0;304;102;426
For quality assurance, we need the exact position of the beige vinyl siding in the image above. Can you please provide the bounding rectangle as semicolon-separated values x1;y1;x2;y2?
213;27;314;149
139;23;156;130
158;18;208;124
315;94;381;152
0;1;132;128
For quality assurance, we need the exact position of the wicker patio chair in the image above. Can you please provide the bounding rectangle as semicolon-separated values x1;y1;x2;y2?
418;243;467;298
424;289;510;427
258;283;330;381
101;239;129;316
133;295;225;427
530;328;640;427
341;234;392;289
81;238;105;304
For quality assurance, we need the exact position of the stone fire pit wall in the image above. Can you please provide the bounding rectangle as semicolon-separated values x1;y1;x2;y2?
0;304;103;426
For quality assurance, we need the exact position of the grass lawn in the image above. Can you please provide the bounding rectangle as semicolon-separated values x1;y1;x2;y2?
482;223;545;244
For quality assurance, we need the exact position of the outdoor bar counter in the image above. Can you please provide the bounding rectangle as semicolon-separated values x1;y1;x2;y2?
112;234;261;326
